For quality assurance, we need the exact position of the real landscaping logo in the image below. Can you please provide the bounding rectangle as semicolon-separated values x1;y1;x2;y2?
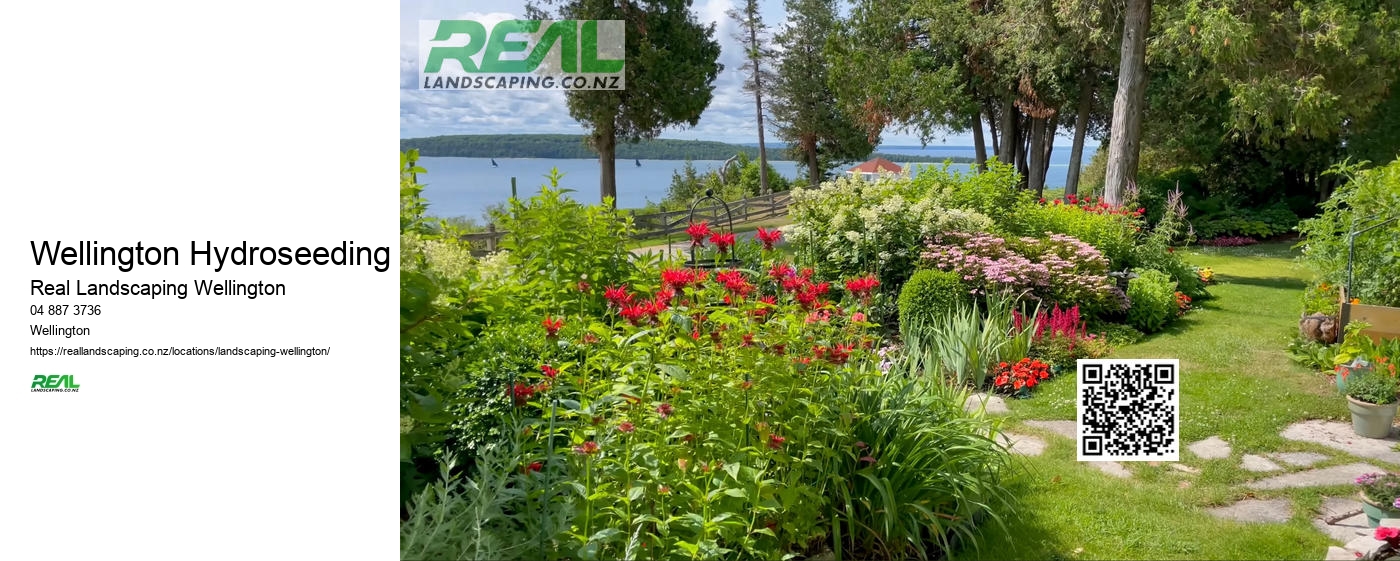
31;374;79;393
419;19;625;90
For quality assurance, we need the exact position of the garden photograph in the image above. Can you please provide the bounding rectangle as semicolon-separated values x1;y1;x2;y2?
399;0;1400;559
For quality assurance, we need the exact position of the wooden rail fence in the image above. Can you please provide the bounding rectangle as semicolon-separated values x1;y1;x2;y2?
459;191;793;256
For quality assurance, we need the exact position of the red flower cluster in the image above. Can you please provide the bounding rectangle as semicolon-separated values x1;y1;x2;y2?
813;343;854;365
661;267;707;291
540;364;559;378
715;269;755;299
511;382;548;406
767;434;786;450
768;263;795;282
604;285;632;308
992;358;1051;392
656;402;673;419
574;441;600;455
1175;291;1192;315
686;221;712;247
709;231;737;254
844;274;880;303
542;316;564;338
770;267;829;309
1042;194;1146;217
620;297;669;326
755;227;783;250
750;295;778;321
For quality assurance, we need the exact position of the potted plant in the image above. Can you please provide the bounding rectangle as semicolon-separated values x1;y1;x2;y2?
1339;359;1376;395
1346;373;1400;438
1357;473;1400;527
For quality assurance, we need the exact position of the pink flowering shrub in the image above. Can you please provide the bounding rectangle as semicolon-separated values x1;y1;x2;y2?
921;231;1120;312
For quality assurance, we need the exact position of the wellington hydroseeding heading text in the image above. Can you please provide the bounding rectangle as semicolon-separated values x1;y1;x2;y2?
29;241;391;272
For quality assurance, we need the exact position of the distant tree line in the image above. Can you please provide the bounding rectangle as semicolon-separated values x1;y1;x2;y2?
400;134;973;164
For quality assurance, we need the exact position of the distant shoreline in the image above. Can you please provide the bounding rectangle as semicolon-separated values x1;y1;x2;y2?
401;134;976;164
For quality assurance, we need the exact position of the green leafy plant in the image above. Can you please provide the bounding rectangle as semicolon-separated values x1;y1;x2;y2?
1126;269;1179;333
1297;158;1400;308
897;269;969;332
1286;338;1340;372
1346;372;1400;405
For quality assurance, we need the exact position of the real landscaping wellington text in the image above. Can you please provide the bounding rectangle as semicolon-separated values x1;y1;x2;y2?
27;240;391;300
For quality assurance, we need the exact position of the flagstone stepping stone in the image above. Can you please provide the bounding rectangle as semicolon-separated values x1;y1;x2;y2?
1273;451;1330;468
1246;462;1384;490
1241;454;1283;473
1345;534;1386;558
1025;420;1076;439
1091;461;1132;479
1171;463;1201;474
1326;546;1357;560
999;433;1046;456
1281;421;1400;465
1189;436;1233;460
1206;498;1292;523
966;393;1009;415
1314;497;1370;542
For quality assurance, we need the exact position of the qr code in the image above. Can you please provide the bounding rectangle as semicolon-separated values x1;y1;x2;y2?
1076;359;1180;462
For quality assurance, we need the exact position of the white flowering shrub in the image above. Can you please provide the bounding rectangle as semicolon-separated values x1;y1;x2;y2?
789;173;995;290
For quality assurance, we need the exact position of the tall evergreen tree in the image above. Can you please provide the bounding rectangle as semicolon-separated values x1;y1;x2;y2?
729;0;775;194
528;0;723;207
770;0;873;185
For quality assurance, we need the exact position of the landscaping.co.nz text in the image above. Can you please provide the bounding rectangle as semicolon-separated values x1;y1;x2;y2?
29;346;330;358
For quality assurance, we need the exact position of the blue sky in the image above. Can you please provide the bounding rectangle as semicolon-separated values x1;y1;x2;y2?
400;0;1093;149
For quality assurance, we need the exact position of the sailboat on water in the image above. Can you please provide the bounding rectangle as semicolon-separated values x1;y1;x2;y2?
490;158;498;167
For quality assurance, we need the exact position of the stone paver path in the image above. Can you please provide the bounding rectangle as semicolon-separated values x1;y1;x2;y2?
1313;497;1370;542
999;433;1046;456
1274;451;1331;467
1092;461;1132;479
966;393;1009;415
1282;420;1400;464
1207;498;1292;523
1189;436;1233;459
1241;454;1283;473
1246;462;1384;490
1024;420;1076;439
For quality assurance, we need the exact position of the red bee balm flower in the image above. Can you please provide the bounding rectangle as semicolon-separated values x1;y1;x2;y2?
604;285;632;307
656;402;673;419
618;421;635;433
686;221;711;247
709;232;737;254
844;275;880;302
542;317;564;338
540;364;559;378
767;434;786;450
526;461;543;473
768;263;795;282
511;383;535;406
755;227;783;250
573;441;600;455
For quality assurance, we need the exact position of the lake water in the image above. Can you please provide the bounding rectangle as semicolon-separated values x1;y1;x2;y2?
415;145;1095;221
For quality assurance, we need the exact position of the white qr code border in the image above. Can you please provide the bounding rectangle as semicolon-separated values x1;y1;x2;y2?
1076;358;1181;462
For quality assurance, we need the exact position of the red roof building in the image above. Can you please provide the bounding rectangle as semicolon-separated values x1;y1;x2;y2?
847;157;902;180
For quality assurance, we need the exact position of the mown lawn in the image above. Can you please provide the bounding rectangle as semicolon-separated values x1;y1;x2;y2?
969;242;1356;560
